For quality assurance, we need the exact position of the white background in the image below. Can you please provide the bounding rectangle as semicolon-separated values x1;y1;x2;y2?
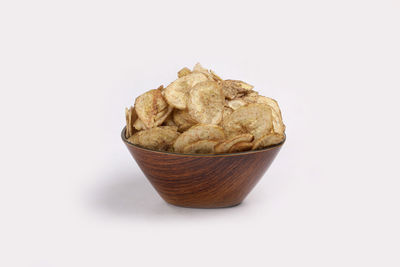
1;0;399;266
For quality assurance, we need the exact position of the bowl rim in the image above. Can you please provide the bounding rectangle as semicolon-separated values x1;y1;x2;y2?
121;127;285;157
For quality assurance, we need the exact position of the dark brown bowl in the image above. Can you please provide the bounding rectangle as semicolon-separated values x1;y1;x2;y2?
121;127;285;208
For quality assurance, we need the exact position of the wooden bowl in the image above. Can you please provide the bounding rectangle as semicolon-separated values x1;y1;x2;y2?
121;128;285;208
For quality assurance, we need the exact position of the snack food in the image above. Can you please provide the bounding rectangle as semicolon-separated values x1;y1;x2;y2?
124;63;285;154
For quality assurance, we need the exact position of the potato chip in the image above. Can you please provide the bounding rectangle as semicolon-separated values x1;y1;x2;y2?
222;103;272;140
228;141;253;153
222;79;254;98
134;88;169;128
172;109;197;132
177;67;191;78
242;95;285;135
164;72;209;109
187;81;224;124
125;106;137;138
252;132;285;150
214;134;254;153
127;126;180;151
173;124;225;153
182;140;219;154
227;99;247;110
124;64;285;154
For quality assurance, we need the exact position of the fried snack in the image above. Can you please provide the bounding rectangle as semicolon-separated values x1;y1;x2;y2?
125;106;136;138
172;109;197;132
127;126;180;151
125;64;285;153
134;88;170;128
187;81;224;124
173;124;225;153
252;132;285;150
228;142;253;153
177;67;192;78
182;140;219;154
214;134;254;153
222;103;272;140
164;72;209;109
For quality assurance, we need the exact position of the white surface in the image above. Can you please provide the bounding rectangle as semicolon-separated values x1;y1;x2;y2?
1;0;399;266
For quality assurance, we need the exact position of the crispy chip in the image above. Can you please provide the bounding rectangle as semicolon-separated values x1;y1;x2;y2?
223;80;254;93
127;126;180;151
187;81;224;124
134;88;169;128
164;72;209;109
227;99;247;110
228;142;253;153
242;95;285;134
252;132;285;150
125;106;137;138
214;134;254;153
210;70;223;82
172;109;197;132
182;140;219;154
173;124;225;153
177;67;192;78
222;103;272;140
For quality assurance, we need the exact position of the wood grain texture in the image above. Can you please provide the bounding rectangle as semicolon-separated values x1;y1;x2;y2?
122;128;285;208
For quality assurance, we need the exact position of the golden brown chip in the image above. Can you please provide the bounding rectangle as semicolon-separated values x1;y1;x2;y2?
227;99;247;110
177;67;192;78
255;96;285;135
252;132;285;150
127;126;180;151
125;106;137;138
222;103;272;140
182;140;219;154
224;80;254;93
173;124;225;153
187;81;224;124
134;89;169;128
164;72;209;109
172;109;197;132
214;134;254;153
221;79;254;99
228;142;253;153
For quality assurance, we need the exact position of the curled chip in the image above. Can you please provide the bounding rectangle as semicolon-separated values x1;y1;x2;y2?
173;109;197;132
187;81;224;125
177;67;191;78
222;106;234;121
173;124;225;153
222;79;254;99
214;134;254;153
252;132;285;150
125;106;137;138
182;140;219;154
134;89;169;128
127;126;180;151
222;103;272;140
228;142;253;153
162;113;176;127
164;72;209;109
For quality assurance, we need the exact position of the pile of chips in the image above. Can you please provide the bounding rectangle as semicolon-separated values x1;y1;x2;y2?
125;64;285;154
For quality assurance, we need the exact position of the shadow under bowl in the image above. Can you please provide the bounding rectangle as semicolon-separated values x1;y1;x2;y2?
121;127;285;208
